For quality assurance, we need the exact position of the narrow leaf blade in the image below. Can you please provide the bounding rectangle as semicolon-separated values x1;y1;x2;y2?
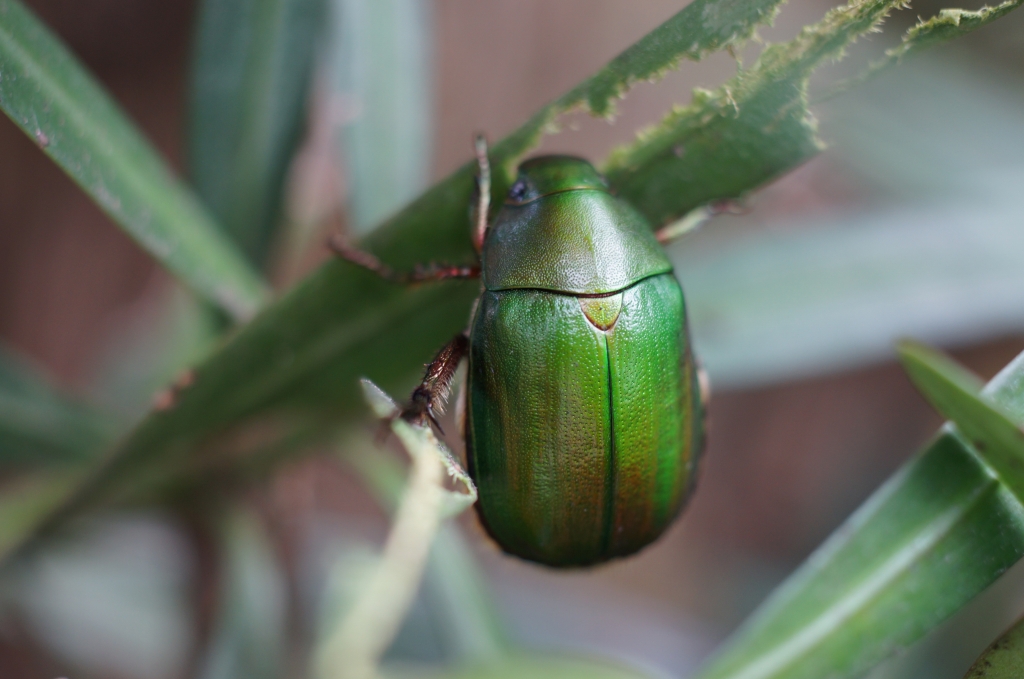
188;0;325;265
899;340;1024;505
694;349;1024;679
0;0;268;319
331;0;434;235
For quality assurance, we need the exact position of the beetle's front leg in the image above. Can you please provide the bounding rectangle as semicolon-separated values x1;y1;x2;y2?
402;333;470;433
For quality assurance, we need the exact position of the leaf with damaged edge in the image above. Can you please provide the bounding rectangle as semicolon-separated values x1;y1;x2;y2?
604;0;910;226
821;0;1024;100
899;340;1024;505
0;0;268;320
188;0;326;266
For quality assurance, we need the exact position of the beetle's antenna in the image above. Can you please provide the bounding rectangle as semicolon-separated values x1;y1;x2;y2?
472;134;491;254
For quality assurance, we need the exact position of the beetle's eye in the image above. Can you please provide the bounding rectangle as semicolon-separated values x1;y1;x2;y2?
508;180;529;203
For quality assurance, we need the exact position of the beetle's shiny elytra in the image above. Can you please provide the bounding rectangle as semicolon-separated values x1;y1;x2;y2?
466;156;704;567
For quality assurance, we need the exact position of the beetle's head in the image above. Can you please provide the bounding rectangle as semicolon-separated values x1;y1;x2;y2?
505;156;608;206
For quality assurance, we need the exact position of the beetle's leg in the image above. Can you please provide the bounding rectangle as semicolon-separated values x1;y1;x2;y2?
403;333;470;433
654;200;746;245
328;235;480;283
472;134;491;254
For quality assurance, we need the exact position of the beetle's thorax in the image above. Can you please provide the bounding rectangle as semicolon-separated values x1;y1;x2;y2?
482;156;672;296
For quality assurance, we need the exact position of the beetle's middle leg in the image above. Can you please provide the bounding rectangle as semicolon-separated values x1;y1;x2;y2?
329;136;491;283
328;237;480;283
402;333;470;433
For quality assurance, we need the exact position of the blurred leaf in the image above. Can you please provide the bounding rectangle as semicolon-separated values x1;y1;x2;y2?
675;55;1024;388
899;341;1024;504
824;55;1024;201
0;7;269;323
0;473;82;558
89;289;221;423
382;654;653;679
676;197;1024;387
693;347;1024;679
963;615;1024;678
316;381;475;679
330;0;433;234
0;344;112;467
1;0;788;549
0;0;269;320
195;509;286;679
188;0;326;266
346;437;507;662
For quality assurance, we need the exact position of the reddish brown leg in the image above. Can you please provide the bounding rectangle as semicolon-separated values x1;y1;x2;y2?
328;235;480;283
403;333;470;433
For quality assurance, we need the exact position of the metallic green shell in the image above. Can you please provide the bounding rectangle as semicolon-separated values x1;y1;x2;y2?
482;158;671;295
465;274;703;567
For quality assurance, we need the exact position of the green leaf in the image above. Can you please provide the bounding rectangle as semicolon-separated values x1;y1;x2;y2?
692;347;1024;679
344;435;507;661
0;0;268;320
330;0;434;235
963;615;1024;678
403;654;654;679
678;195;1024;387
194;509;287;679
188;0;326;265
898;341;1024;505
0;344;112;467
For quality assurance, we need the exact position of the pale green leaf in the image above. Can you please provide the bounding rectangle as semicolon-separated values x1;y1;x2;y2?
188;0;326;265
315;381;475;679
194;509;287;679
330;0;433;234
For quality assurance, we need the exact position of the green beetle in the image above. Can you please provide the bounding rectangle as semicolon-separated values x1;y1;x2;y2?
333;138;706;567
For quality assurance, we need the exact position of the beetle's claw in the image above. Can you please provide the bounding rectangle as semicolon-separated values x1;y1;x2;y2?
426;409;445;436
